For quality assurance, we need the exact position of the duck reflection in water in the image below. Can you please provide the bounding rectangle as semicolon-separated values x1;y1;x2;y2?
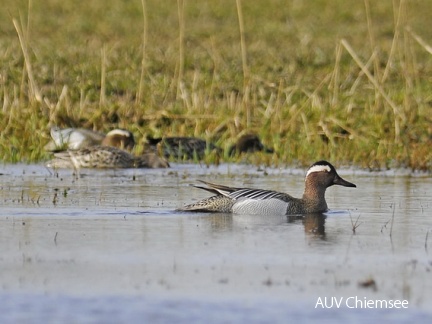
288;213;327;238
193;212;327;239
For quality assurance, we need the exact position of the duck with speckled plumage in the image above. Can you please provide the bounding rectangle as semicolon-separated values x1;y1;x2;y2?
177;161;356;215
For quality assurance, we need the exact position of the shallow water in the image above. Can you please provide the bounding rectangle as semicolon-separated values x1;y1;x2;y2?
0;163;431;323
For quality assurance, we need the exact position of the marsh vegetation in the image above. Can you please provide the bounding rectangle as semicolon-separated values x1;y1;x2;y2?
1;0;431;170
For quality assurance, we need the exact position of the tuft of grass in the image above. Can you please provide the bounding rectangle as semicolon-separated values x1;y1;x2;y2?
0;0;431;170
350;213;362;234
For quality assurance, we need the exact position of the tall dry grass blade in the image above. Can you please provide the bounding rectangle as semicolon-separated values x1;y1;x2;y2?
406;27;432;55
341;39;404;142
300;112;312;143
137;0;148;104
382;0;406;83
235;0;251;127
328;116;366;141
100;45;107;106
364;0;381;81
13;18;42;103
51;85;68;123
176;0;185;98
26;0;32;40
330;41;342;107
348;50;376;96
287;73;331;130
236;0;249;86
346;50;377;114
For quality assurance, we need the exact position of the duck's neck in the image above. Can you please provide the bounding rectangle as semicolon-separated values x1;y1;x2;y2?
302;182;328;212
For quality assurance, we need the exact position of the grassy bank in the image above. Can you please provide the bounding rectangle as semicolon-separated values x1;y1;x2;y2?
1;0;431;170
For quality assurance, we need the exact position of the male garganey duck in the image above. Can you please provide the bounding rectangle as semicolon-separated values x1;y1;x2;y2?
177;161;356;215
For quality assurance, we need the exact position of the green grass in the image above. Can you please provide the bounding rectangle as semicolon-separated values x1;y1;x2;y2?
1;0;431;170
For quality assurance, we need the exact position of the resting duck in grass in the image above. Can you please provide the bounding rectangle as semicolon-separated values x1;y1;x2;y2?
46;146;169;169
147;133;273;160
44;127;135;152
228;134;274;156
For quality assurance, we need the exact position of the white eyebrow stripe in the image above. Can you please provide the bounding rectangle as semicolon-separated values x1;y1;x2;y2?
306;165;331;177
106;129;132;137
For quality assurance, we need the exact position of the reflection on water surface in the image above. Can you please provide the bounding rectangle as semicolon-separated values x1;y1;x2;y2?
0;163;431;322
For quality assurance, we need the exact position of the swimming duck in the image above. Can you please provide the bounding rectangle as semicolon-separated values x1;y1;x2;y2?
228;134;274;156
146;136;221;160
46;146;169;169
177;160;356;215
44;127;135;151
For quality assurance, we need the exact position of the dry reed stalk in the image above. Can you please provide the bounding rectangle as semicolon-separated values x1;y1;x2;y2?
301;112;312;143
382;0;406;83
406;27;432;55
13;18;42;103
286;73;331;132
26;0;32;36
99;45;107;106
207;38;218;100
363;0;382;110
50;85;68;124
235;0;251;128
137;0;148;104
177;0;185;99
350;213;362;234
402;27;417;119
348;51;376;96
328;116;365;141
340;39;404;142
363;0;381;81
236;0;249;85
346;50;377;114
179;81;191;111
148;113;218;121
244;84;251;128
273;79;284;123
330;41;342;108
318;119;335;146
